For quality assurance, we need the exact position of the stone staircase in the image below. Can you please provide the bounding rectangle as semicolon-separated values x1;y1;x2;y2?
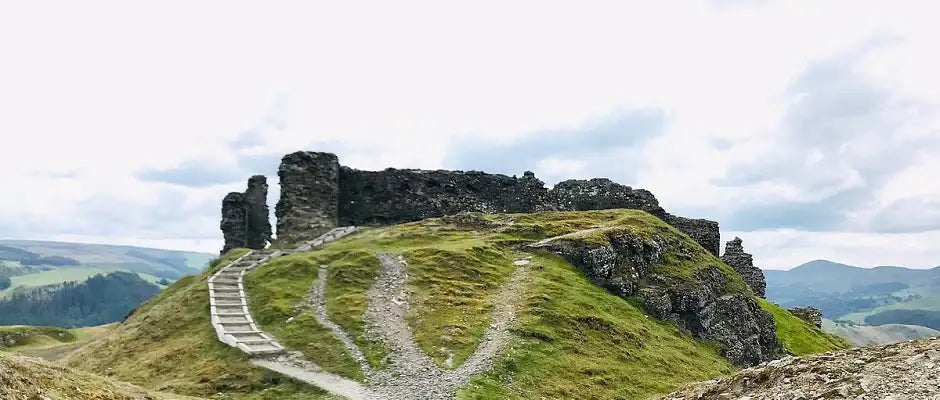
208;226;359;356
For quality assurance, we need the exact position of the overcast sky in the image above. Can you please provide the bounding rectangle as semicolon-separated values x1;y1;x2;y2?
2;0;939;269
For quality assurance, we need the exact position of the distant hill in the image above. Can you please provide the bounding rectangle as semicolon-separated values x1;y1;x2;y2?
0;240;214;281
0;271;160;327
765;259;940;345
822;319;940;346
0;240;214;328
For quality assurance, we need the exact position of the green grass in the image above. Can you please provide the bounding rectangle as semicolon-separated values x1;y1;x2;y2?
458;253;737;399
0;324;116;360
243;209;769;398
61;249;337;399
0;266;168;298
0;352;200;400
0;325;76;349
758;299;852;356
244;252;369;380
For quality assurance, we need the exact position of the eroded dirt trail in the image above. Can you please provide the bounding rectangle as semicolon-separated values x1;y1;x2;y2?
362;253;530;400
310;265;373;375
262;249;530;400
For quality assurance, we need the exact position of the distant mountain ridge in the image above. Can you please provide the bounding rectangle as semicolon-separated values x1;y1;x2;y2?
0;240;214;328
765;259;940;345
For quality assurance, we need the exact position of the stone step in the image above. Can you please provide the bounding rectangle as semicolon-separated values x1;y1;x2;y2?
211;292;242;298
227;332;266;340
239;338;276;345
213;299;245;306
211;286;241;292
212;311;248;316
243;342;283;354
214;306;247;313
212;277;240;283
210;282;240;288
218;315;251;324
221;323;255;332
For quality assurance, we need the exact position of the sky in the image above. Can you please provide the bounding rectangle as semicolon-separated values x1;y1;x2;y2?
2;0;939;269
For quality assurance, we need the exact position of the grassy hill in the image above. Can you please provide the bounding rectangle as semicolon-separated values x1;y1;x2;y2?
0;351;197;400
0;324;116;360
63;210;847;399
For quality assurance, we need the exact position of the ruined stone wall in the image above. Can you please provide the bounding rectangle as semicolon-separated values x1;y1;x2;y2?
550;178;667;218
337;168;548;226
789;307;823;328
720;237;767;298
220;176;273;254
265;150;722;254
220;192;247;254
275;151;340;245
244;175;272;250
665;214;721;257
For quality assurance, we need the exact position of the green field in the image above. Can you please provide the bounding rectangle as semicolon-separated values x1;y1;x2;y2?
0;266;166;298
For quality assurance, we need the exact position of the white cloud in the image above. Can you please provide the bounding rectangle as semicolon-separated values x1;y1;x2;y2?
1;0;939;270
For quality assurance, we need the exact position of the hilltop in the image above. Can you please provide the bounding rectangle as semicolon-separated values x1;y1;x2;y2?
62;210;847;399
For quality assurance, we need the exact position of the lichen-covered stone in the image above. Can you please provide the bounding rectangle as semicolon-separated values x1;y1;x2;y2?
721;237;767;298
532;230;780;367
275;151;340;246
220;192;247;255
789;306;823;328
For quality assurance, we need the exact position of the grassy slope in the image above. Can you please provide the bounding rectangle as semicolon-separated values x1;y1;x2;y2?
61;249;337;400
758;299;852;355
64;209;850;399
245;210;845;398
1;324;116;360
0;325;77;349
0;351;197;400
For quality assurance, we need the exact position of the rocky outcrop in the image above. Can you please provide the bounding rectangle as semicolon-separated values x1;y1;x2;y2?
720;237;766;297
664;337;940;400
220;176;273;254
275;152;340;246
268;151;721;252
531;228;780;367
789;306;823;328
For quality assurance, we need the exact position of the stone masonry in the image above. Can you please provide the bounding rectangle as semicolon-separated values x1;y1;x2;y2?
275;152;340;246
720;237;767;298
268;151;722;255
220;175;273;254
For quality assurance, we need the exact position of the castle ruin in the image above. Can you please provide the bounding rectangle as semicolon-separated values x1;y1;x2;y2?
221;151;722;256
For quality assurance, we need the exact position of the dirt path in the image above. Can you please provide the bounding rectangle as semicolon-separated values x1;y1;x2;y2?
363;253;530;400
255;246;530;399
310;265;373;375
251;351;368;400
